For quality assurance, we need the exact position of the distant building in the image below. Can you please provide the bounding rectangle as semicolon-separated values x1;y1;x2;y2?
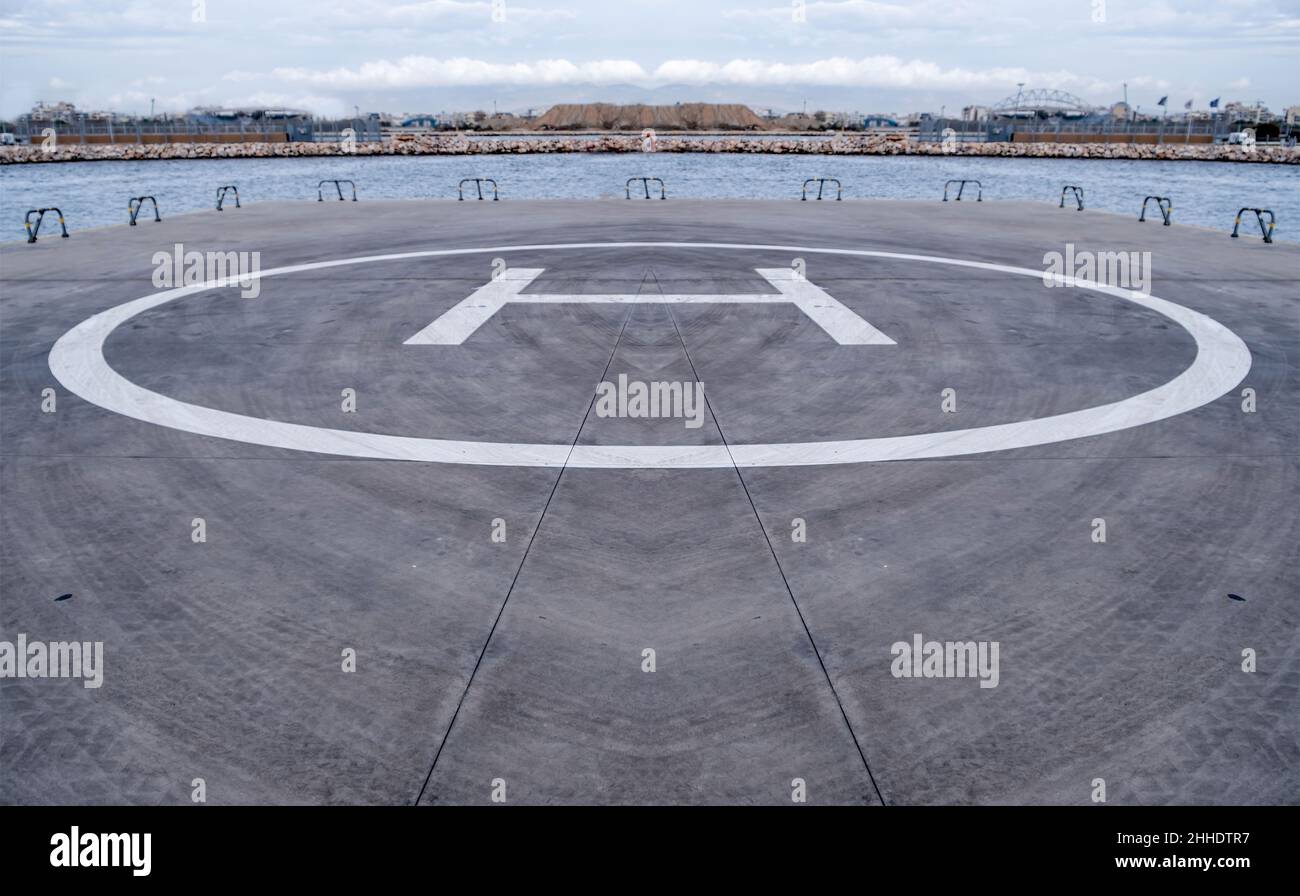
990;89;1092;120
20;101;130;127
28;100;79;121
1222;101;1273;123
22;101;125;122
395;114;439;128
189;105;310;122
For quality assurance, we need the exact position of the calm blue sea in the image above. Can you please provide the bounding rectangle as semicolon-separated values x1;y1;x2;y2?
2;153;1296;241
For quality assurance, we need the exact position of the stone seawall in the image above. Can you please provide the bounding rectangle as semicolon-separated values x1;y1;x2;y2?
3;133;1296;164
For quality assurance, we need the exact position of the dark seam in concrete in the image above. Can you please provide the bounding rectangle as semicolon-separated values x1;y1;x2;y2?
654;269;889;806
411;291;639;806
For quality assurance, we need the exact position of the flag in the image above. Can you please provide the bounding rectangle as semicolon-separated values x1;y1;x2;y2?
1210;97;1220;108
1185;99;1193;110
1157;96;1168;106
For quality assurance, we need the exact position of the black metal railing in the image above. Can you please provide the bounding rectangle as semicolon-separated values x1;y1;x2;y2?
128;196;161;226
942;179;983;202
801;178;842;201
317;179;357;201
1139;196;1173;226
458;178;499;201
1231;207;1276;244
24;207;69;243
216;185;240;211
625;177;666;200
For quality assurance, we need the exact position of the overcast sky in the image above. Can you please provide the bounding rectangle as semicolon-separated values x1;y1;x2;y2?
1;0;1297;117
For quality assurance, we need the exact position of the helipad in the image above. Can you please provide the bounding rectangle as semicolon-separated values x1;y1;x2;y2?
46;242;1251;468
1;199;1296;805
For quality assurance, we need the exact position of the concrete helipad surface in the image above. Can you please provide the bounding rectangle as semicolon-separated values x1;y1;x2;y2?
1;198;1296;805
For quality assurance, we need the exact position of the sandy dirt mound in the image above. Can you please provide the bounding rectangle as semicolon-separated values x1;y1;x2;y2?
533;103;773;131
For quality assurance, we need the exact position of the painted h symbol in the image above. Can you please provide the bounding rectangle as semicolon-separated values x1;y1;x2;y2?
404;268;895;346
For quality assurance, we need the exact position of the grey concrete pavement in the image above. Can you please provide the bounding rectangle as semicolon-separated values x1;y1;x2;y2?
1;199;1296;804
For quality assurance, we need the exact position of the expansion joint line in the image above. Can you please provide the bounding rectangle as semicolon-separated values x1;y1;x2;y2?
412;296;638;805
654;270;887;806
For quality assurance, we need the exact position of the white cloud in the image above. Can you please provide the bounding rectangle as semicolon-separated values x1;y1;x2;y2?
104;89;211;114
3;0;1296;117
261;53;1113;94
265;0;575;29
726;0;1295;37
650;58;1103;92
270;57;652;87
726;0;1014;29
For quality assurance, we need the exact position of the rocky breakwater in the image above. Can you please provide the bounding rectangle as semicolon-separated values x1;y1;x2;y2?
3;132;1296;164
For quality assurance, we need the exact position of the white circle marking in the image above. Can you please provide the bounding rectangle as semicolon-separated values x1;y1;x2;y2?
48;242;1252;468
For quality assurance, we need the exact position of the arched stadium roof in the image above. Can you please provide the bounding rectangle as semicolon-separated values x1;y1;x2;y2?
991;89;1093;118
